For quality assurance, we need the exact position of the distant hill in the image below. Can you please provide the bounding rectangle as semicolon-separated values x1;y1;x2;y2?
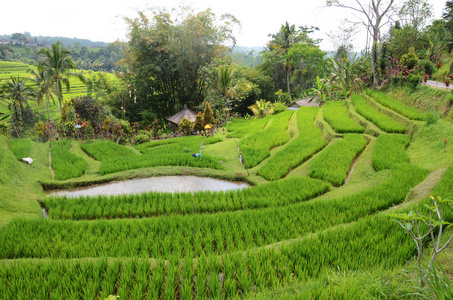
0;32;107;47
229;46;264;68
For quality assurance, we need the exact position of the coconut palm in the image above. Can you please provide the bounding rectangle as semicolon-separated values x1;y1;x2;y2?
218;65;251;122
30;63;56;122
270;22;304;98
38;41;85;115
248;99;274;118
218;65;236;113
0;76;36;137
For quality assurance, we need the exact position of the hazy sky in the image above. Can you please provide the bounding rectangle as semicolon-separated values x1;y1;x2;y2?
1;0;448;51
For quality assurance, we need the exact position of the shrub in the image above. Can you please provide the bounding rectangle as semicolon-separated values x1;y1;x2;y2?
419;59;436;76
134;134;150;144
71;96;104;129
425;111;439;126
203;101;215;126
178;118;194;135
272;101;287;114
407;74;420;91
400;47;418;70
193;113;205;131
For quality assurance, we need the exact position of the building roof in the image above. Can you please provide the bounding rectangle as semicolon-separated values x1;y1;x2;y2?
288;97;324;109
166;104;197;125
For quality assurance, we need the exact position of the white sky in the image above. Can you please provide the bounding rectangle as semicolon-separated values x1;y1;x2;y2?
0;0;448;51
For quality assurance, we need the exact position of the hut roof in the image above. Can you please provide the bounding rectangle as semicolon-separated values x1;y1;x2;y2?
287;97;324;110
166;104;197;125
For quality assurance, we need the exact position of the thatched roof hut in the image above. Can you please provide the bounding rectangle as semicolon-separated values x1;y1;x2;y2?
166;104;197;125
287;97;324;110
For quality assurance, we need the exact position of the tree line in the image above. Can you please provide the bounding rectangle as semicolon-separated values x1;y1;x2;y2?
2;1;453;139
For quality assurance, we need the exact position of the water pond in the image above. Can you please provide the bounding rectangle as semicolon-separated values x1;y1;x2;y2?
48;176;249;198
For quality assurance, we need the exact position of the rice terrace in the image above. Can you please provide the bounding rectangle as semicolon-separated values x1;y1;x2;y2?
1;1;453;299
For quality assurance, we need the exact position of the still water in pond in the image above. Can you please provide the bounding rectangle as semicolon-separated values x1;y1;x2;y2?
48;176;249;198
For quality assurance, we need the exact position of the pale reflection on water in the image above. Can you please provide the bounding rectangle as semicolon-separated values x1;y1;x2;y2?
48;176;249;198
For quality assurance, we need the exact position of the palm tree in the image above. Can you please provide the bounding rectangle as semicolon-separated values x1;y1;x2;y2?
0;76;36;137
218;65;251;123
38;41;84;115
248;99;274;118
30;63;56;122
270;22;304;98
218;65;236;113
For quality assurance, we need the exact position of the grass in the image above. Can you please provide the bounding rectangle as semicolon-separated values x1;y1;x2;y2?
407;119;453;171
50;139;87;180
240;111;294;168
352;95;407;133
308;134;368;186
322;101;365;133
366;89;425;120
82;136;224;175
257;107;326;181
0;136;49;227
372;134;411;171
8;138;31;160
0;85;452;299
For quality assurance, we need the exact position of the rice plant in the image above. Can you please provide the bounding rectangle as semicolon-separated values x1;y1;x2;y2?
352;95;407;133
1;162;426;261
82;136;223;175
258;107;326;181
240;111;294;168
322;101;364;133
309;134;368;186
227;116;270;138
366;90;425;120
43;176;330;220
372;134;411;171
51;139;87;180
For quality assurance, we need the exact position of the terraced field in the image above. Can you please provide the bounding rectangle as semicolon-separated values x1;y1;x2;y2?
0;90;452;299
0;61;116;121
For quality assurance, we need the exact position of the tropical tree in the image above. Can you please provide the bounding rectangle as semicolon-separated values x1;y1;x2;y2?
326;0;396;87
123;7;240;121
38;41;84;115
269;22;305;97
217;65;251;122
0;76;36;137
30;63;56;122
420;20;453;63
248;99;274;118
303;76;332;103
218;65;236;115
327;55;362;99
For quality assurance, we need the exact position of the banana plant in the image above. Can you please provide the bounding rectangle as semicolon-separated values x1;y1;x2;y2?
302;75;331;102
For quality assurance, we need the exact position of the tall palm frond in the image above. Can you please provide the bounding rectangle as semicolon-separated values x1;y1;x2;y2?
38;41;85;115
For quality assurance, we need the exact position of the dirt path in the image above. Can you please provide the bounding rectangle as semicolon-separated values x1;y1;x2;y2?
48;147;55;181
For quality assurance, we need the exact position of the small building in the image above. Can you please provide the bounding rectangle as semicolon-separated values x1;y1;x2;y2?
166;104;197;130
287;96;324;110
